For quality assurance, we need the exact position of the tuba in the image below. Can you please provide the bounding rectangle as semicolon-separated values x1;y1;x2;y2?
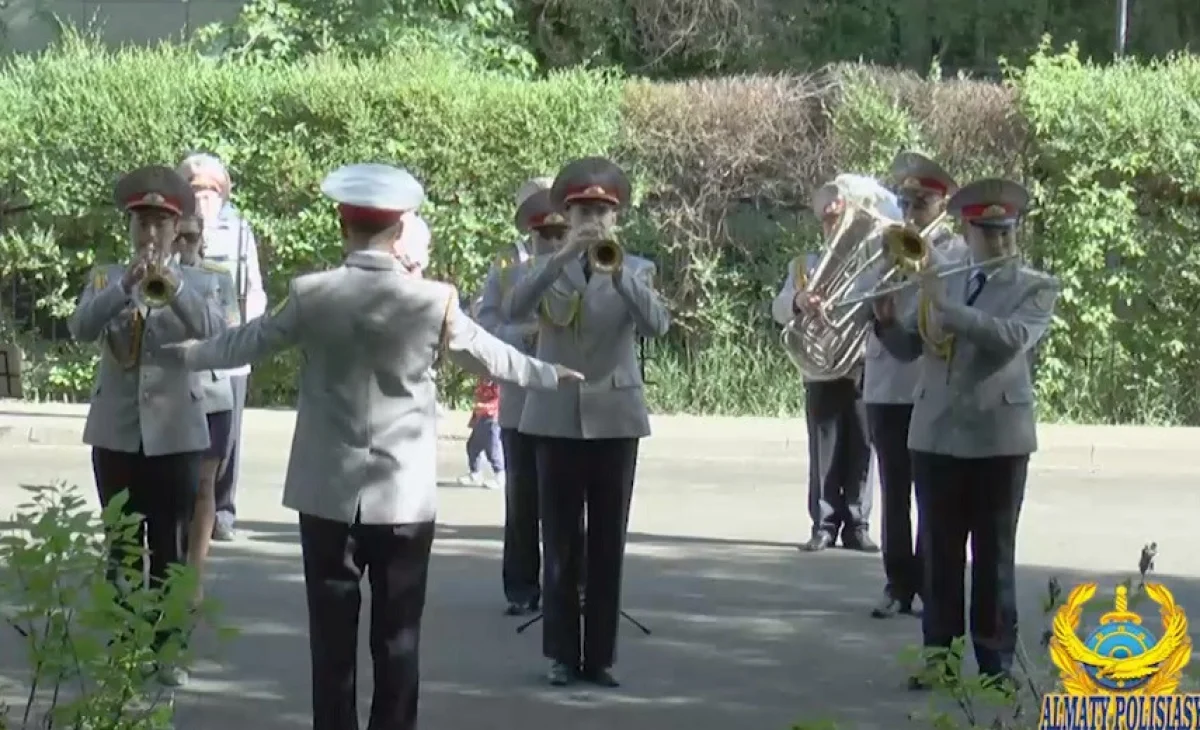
133;241;180;309
780;174;944;380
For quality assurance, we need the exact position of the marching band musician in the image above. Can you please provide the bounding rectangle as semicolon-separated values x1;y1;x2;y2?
772;183;877;554
176;214;242;607
476;176;556;616
177;153;266;543
867;152;965;619
501;156;670;688
871;178;1059;688
162;162;583;730
69;165;228;686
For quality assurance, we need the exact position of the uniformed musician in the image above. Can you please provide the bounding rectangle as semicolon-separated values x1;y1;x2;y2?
475;176;556;616
177;153;267;543
871;178;1058;688
163;162;583;730
771;183;876;553
502;156;671;688
69;165;228;686
867;152;966;619
176;214;241;603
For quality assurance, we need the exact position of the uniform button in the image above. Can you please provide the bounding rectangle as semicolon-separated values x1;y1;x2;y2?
142;392;150;402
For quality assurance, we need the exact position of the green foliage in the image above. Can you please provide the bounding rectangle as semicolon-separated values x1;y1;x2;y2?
1012;42;1200;424
4;34;1200;421
0;482;227;729
194;0;538;76
0;33;620;407
529;0;1200;77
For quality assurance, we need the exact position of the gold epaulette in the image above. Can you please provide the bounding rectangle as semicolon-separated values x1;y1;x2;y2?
792;255;809;289
200;260;231;274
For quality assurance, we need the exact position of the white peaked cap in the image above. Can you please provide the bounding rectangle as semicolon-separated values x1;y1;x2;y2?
320;163;425;212
394;211;432;269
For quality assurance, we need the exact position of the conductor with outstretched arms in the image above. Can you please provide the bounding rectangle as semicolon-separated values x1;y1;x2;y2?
164;163;583;730
502;157;670;688
871;178;1059;689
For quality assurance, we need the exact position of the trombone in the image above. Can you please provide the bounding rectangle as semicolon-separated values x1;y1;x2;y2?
830;251;1019;311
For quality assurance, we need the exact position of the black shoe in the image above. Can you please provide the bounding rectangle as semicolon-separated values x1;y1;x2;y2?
581;665;620;687
870;593;913;619
907;674;932;691
211;524;236;542
546;661;576;687
504;602;535;617
801;532;835;552
842;530;880;553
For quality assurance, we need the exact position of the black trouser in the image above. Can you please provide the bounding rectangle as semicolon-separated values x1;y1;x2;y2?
92;446;201;648
92;446;200;586
911;452;1028;677
299;513;435;730
867;403;920;602
501;428;541;607
537;436;638;669
804;377;872;540
214;373;247;528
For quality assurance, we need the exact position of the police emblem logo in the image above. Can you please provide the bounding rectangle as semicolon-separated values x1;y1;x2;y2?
900;176;922;191
543;212;566;226
981;204;1008;218
583;185;607;197
144;193;165;206
1047;583;1190;700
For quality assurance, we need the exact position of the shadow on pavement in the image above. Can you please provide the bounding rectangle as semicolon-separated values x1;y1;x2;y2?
1;520;1179;730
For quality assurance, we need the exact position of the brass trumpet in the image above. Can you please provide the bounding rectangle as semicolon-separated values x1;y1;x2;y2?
587;237;624;274
133;242;180;309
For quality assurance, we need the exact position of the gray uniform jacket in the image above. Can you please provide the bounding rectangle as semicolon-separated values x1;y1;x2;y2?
502;252;670;440
197;260;241;414
475;243;537;430
178;249;562;526
69;263;228;456
860;228;968;405
874;260;1059;457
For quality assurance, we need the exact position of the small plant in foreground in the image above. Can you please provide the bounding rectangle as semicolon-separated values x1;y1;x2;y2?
0;482;228;729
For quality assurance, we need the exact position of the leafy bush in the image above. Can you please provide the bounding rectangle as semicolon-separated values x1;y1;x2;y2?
0;483;224;729
3;35;1200;421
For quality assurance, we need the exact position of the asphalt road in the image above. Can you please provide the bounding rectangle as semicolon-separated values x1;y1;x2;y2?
1;411;1198;730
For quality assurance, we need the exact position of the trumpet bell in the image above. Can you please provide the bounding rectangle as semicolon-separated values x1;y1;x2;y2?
134;269;178;309
589;239;624;274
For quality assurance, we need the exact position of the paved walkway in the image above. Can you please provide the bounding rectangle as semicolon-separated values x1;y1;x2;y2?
2;403;1199;729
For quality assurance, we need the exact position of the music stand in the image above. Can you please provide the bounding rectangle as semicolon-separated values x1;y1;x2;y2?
516;603;652;635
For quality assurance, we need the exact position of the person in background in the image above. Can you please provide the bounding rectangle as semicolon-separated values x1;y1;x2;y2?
176;152;267;542
772;182;876;554
394;210;431;276
175;213;241;604
459;371;505;489
867;151;965;620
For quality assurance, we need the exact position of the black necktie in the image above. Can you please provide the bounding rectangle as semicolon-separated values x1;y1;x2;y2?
580;255;591;282
966;271;987;306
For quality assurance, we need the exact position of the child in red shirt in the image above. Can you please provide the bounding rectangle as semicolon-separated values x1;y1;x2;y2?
459;376;505;489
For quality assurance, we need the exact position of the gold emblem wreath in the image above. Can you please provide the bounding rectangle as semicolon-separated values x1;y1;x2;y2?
1048;582;1192;696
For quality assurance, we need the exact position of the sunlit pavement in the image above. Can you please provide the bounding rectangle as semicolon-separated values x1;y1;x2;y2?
2;403;1199;729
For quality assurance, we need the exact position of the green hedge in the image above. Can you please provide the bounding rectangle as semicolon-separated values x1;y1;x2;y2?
2;36;1199;423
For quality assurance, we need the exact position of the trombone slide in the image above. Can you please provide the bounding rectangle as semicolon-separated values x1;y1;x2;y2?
829;253;1020;311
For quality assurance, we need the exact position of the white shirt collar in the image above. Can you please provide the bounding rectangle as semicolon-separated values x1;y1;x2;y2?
515;238;530;262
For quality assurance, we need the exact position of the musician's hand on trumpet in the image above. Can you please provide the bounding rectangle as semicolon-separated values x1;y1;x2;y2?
121;257;148;295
